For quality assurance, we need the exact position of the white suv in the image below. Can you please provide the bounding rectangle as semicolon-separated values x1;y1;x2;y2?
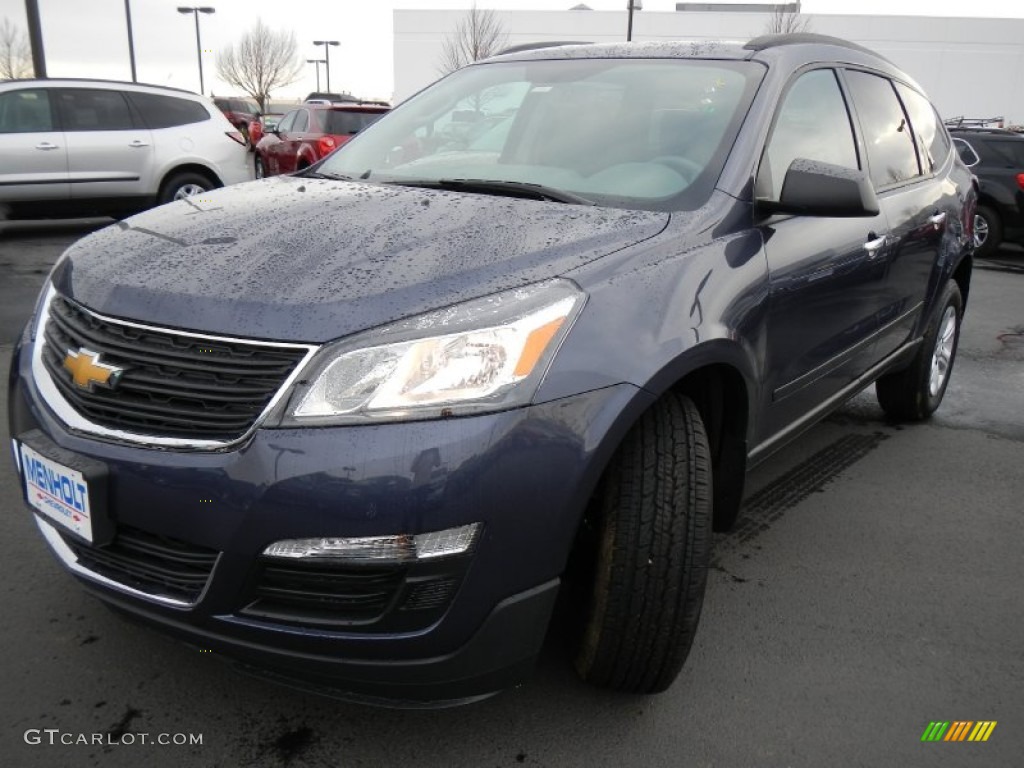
0;79;250;219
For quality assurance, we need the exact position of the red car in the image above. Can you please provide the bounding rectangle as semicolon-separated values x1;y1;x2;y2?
253;103;389;178
246;112;283;152
213;97;260;147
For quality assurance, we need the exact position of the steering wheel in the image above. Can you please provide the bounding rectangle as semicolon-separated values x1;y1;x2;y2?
651;156;702;185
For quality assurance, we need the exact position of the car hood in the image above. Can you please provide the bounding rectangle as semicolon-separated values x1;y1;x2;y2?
53;176;669;343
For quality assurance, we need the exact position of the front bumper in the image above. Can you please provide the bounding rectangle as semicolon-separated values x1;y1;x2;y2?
9;334;650;704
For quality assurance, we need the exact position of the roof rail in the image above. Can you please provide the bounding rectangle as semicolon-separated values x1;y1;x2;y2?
495;41;591;56
744;32;886;61
944;115;1005;129
1;77;197;96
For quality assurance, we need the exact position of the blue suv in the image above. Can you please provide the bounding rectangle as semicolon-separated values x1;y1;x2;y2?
8;34;974;706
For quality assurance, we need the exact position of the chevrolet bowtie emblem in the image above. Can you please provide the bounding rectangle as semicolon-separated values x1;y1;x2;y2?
63;348;124;390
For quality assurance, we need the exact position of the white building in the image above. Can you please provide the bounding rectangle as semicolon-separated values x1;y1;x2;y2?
393;8;1024;123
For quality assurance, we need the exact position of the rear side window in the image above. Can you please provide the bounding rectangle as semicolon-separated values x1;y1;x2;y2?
760;69;859;201
323;110;386;135
127;92;210;128
895;83;951;174
983;139;1024;167
56;89;135;131
844;71;920;188
0;89;54;133
292;110;309;132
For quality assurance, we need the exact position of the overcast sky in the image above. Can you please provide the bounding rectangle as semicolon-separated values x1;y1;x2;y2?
2;0;1022;102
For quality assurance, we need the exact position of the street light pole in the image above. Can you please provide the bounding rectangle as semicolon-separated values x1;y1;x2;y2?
626;0;642;42
306;59;326;92
125;0;137;81
312;40;339;93
177;6;216;95
24;0;47;77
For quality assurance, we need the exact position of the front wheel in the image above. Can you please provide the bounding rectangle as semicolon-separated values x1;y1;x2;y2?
574;393;712;694
876;281;963;421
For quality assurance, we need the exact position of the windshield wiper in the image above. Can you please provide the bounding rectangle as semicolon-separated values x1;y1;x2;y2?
299;170;356;181
385;178;595;206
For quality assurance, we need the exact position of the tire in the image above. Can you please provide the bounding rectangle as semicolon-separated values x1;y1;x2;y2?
158;172;214;205
254;155;266;179
875;280;963;421
574;393;712;694
973;205;1002;257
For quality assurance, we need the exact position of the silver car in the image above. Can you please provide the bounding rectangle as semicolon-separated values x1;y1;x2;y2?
0;79;250;218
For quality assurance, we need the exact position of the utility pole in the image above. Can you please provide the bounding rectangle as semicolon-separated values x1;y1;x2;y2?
24;0;47;77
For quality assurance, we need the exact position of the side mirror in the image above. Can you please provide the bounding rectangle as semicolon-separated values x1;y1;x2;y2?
758;158;880;218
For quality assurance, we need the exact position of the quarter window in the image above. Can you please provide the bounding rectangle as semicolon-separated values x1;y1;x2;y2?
0;89;55;133
952;138;979;167
760;69;859;201
56;89;135;131
845;71;920;188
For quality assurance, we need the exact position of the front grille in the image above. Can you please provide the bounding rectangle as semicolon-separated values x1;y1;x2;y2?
41;295;308;440
62;525;219;603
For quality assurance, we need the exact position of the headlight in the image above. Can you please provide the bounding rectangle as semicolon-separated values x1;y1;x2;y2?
282;279;585;425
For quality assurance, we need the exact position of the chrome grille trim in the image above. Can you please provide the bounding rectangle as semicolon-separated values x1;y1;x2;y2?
35;516;203;609
30;285;319;450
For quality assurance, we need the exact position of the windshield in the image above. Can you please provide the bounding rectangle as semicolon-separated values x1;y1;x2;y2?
318;58;763;210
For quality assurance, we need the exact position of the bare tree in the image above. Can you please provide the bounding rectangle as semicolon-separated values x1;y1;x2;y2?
765;7;811;35
438;4;509;75
0;17;33;81
216;19;304;112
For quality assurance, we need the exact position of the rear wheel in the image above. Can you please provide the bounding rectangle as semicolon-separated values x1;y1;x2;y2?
876;280;963;421
254;155;266;179
574;393;712;694
973;205;1002;257
158;172;213;205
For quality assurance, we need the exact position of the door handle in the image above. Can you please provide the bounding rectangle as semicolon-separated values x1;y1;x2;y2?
35;142;60;151
863;234;888;258
928;211;947;227
128;140;150;148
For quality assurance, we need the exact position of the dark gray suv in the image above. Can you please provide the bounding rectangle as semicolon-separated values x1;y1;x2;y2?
950;126;1024;256
9;34;975;706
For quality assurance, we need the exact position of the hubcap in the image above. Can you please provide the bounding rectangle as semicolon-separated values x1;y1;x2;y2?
929;306;957;398
973;214;989;249
173;183;206;200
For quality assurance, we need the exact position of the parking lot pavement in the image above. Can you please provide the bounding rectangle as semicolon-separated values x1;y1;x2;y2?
0;219;110;345
1;224;1022;767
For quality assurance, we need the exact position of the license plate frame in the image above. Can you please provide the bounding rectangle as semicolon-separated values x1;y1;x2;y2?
16;429;113;546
